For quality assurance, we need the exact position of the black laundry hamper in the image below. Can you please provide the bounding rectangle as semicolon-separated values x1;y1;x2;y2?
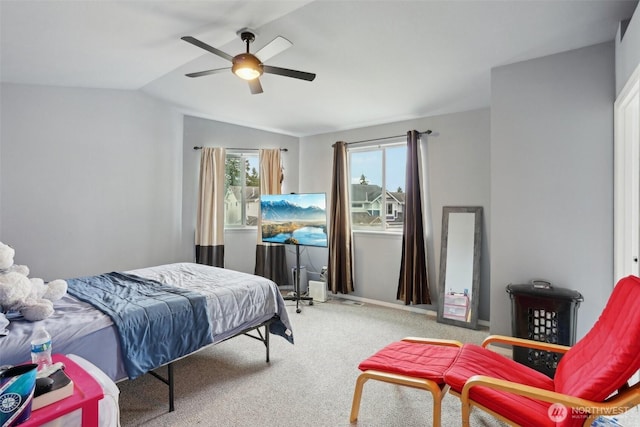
506;281;583;378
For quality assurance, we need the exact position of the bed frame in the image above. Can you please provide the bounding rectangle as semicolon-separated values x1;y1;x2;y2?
147;318;274;412
1;263;293;416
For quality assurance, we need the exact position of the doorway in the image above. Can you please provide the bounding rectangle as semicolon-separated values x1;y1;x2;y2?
614;64;640;281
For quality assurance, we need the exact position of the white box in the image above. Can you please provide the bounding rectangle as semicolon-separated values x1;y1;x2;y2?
308;280;328;302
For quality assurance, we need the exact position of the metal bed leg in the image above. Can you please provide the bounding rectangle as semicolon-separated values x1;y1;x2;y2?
241;320;272;364
146;319;274;412
148;362;175;412
168;362;174;412
265;323;270;363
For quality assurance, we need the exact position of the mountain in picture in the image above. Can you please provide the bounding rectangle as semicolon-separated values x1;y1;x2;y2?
261;199;325;221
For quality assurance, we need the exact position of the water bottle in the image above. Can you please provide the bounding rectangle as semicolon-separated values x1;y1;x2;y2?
30;326;52;371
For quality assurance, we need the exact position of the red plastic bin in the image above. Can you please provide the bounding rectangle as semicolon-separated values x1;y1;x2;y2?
20;354;104;427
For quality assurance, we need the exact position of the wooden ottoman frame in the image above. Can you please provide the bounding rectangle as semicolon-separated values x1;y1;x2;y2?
350;337;463;427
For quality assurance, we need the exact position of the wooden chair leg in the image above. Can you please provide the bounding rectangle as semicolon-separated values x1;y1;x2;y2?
432;384;449;427
350;373;370;422
461;399;472;427
350;370;446;427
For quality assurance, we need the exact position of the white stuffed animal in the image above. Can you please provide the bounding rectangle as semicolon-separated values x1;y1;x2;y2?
0;242;15;270
0;241;67;322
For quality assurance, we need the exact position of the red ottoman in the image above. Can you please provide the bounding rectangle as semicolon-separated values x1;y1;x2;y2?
350;338;462;427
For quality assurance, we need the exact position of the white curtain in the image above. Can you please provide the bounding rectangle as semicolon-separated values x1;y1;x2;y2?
254;149;288;284
195;147;226;267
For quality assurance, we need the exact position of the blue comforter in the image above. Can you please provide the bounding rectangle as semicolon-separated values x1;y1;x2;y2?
66;272;212;379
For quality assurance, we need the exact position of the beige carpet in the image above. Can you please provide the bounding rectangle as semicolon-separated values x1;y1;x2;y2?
117;296;638;427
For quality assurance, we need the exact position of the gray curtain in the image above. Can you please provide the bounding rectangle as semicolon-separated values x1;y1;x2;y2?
254;149;288;285
397;130;431;304
328;141;354;294
195;147;226;267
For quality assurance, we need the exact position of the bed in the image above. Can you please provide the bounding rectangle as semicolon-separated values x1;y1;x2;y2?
0;262;294;411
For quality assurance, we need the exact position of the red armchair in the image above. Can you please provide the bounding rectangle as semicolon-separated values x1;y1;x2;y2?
445;275;640;426
351;275;640;426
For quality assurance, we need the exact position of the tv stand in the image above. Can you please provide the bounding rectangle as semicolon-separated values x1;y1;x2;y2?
283;244;313;313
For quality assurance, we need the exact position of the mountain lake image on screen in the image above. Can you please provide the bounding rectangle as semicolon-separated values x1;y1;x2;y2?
260;193;328;248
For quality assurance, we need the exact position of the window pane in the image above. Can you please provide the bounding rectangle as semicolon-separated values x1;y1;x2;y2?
245;155;260;226
224;154;260;227
348;144;407;231
225;156;243;226
350;150;382;227
385;146;406;229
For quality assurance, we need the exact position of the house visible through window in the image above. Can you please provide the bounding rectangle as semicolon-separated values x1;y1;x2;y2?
224;153;260;227
348;142;406;230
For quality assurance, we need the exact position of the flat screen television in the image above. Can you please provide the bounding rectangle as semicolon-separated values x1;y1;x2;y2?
260;193;328;248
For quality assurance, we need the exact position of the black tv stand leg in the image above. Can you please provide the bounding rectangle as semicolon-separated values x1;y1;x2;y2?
287;244;313;313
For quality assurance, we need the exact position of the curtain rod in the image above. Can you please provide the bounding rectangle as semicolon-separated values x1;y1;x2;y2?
193;146;288;152
341;130;432;146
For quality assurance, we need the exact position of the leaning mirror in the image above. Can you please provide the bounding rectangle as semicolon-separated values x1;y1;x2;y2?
437;206;483;329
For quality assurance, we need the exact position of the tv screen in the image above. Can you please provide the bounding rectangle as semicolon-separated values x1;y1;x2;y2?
260;193;328;248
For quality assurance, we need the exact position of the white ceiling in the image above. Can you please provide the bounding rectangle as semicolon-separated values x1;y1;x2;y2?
1;1;637;137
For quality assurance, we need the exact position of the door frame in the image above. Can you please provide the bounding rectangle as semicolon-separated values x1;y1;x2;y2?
614;63;640;282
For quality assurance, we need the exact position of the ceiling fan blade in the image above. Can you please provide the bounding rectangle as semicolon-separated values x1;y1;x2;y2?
185;68;231;78
248;78;263;95
181;36;233;62
254;36;293;61
263;65;316;82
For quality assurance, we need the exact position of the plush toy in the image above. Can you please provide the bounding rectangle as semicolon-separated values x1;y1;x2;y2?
0;241;67;322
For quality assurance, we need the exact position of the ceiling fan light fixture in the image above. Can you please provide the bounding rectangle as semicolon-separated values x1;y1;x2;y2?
232;54;263;80
181;31;315;94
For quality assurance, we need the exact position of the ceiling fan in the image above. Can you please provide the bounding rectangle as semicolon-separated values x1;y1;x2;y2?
181;29;316;95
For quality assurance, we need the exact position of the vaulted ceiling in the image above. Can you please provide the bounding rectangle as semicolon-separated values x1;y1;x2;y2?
1;1;637;136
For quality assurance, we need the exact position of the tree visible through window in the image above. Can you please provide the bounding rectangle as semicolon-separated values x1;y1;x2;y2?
224;153;260;227
348;142;406;230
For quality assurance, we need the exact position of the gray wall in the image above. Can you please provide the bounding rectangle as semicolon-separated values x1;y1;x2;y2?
182;115;299;275
183;108;492;321
0;37;629;334
616;2;640;94
0;83;184;280
491;42;616;339
299;109;492;321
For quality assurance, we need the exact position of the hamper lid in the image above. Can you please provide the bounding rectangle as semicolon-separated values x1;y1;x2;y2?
506;281;583;302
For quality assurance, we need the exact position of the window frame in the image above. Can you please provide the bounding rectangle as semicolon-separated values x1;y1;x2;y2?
347;139;406;232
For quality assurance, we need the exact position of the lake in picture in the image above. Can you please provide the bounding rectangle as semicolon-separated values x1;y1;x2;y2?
263;226;327;247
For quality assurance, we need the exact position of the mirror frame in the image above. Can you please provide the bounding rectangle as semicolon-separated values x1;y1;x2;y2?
436;206;483;330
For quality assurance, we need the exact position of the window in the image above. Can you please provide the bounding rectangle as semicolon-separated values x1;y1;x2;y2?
348;142;406;230
224;153;260;227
